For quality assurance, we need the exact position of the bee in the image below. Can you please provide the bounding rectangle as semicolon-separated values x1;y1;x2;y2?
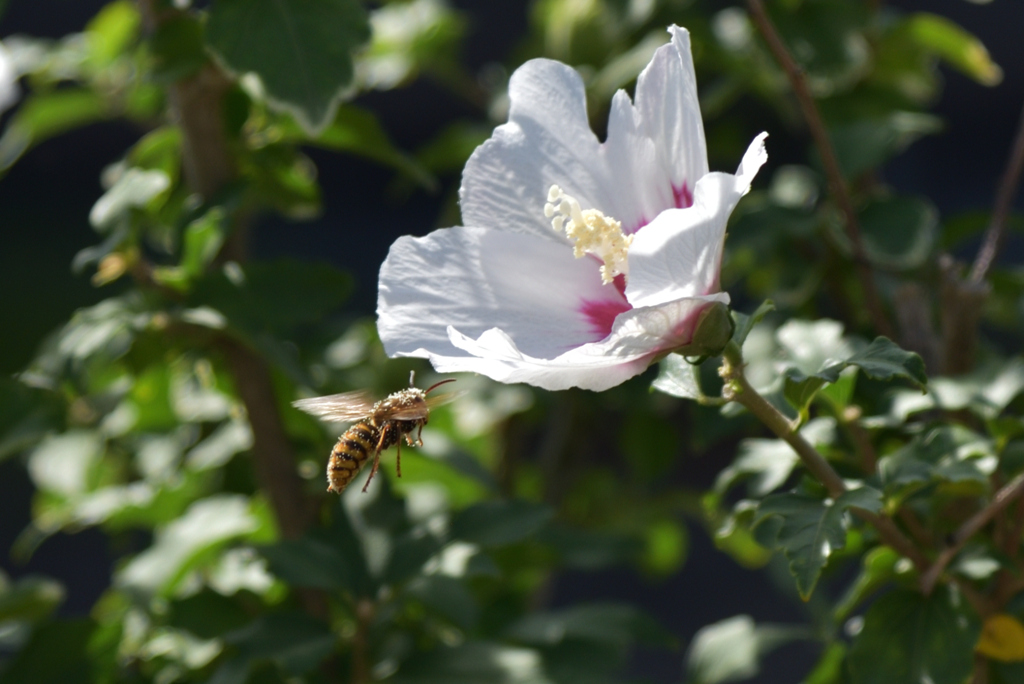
292;373;459;494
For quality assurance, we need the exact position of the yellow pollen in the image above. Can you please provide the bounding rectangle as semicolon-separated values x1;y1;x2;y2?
544;185;632;285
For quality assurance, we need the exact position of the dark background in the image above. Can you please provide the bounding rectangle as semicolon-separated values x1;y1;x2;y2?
2;1;1023;681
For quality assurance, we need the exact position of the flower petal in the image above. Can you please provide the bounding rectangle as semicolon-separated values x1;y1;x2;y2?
624;132;768;309
459;58;610;241
377;225;626;361
436;293;729;391
603;89;662;231
635;26;709;204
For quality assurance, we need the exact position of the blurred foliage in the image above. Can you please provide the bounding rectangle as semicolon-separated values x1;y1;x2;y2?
2;0;1024;683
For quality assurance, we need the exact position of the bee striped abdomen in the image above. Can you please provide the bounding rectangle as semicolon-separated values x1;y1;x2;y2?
327;422;379;493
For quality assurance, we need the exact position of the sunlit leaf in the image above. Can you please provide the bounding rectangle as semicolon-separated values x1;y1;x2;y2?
117;495;263;596
0;89;107;173
0;575;64;623
206;0;370;134
652;354;703;400
755;487;882;599
685;614;808;684
89;168;170;231
28;430;102;496
906;12;1002;86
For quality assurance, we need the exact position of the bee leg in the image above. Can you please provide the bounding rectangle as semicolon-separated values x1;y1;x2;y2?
395;438;402;478
362;426;390;493
415;420;425;447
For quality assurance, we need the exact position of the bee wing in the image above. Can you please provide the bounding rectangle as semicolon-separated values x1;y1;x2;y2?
387;390;466;420
292;390;376;423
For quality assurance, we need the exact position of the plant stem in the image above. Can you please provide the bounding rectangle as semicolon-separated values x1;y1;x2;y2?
921;471;1024;594
137;0;325;621
719;343;928;570
746;0;894;339
352;598;375;684
720;345;845;497
971;98;1024;283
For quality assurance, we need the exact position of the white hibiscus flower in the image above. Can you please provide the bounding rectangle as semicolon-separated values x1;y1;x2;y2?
377;25;768;391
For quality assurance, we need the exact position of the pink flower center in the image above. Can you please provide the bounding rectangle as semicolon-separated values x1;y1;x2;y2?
575;181;693;341
579;274;630;340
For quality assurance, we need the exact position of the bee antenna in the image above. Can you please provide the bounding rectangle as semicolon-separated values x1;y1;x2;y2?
424;378;456;394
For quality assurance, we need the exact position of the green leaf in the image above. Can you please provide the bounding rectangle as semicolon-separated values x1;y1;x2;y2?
168;590;253;640
0;575;64;623
149;14;206;83
685;614;809;684
906;13;1002;86
28;430;103;496
755;487;882;599
223;612;336;675
191;259;352;335
0;89;107;173
716;419;835;497
89;168;170;231
84;0;140;69
258;537;351;591
889;358;1024;422
843;337;928;387
828;112;942;180
359;0;465;90
116;495;262;596
538;524;642;570
152;208;228;290
205;0;370;134
389;641;548;684
449;500;553;547
0;378;64;461
848;586;979;684
242;145;321;219
642;517;688;576
732;300;775;349
403;575;479;631
0;618;97;684
652;353;703;400
276;104;435;189
383;530;442;586
781;329;927;417
771;1;870;91
858;196;938;270
879;426;993;498
504;603;670;648
834;546;901;621
803;643;847;684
